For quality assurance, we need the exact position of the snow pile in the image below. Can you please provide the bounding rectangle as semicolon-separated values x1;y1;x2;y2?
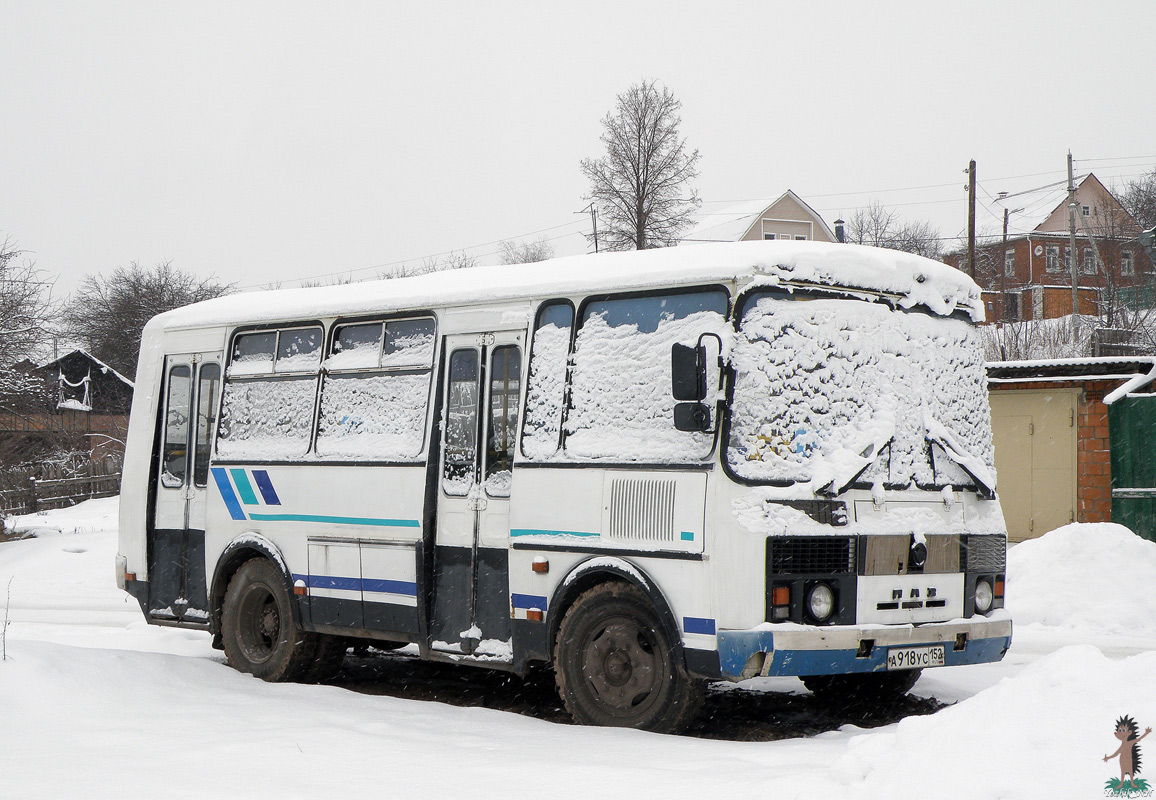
728;294;994;490
1007;522;1156;636
832;645;1156;799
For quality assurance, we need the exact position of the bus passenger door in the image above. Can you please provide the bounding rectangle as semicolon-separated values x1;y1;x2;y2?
431;332;522;656
149;354;221;624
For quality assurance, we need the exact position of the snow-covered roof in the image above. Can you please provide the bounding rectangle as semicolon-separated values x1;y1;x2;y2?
38;348;135;389
150;240;984;333
987;356;1156;381
680;191;837;243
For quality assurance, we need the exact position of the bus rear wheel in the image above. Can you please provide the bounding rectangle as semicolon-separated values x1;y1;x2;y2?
221;557;319;682
802;669;922;704
554;582;703;733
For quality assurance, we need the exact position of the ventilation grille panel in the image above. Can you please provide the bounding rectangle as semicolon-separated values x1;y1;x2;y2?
965;534;1006;572
769;536;855;575
607;478;676;542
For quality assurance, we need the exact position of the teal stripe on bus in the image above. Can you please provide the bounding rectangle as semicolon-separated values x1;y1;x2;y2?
229;468;259;505
510;528;600;538
247;512;420;528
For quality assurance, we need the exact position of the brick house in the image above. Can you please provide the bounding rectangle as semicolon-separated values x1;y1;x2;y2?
945;174;1152;324
986;357;1154;541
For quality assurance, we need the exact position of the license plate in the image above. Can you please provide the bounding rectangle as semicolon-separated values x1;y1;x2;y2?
886;644;945;671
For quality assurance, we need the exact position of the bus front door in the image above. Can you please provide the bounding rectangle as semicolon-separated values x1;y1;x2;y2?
149;354;221;625
431;332;523;657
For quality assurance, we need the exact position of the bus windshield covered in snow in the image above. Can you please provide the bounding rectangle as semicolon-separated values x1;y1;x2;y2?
117;240;1011;734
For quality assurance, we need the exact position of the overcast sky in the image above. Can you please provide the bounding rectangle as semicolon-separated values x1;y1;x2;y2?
3;1;1155;297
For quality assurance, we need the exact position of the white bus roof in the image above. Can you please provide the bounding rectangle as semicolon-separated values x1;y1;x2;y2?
150;240;983;332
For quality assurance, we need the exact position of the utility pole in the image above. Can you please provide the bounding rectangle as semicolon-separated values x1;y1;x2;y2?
1001;207;1010;327
967;160;976;279
577;203;599;253
1067;151;1080;331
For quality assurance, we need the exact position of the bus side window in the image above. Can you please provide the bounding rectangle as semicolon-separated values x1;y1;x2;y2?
521;301;573;460
443;349;479;495
485;345;521;497
160;365;192;488
193;364;220;487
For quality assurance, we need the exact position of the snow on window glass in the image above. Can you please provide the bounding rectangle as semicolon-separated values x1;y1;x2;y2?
485;345;521;497
565;291;728;462
382;318;435;368
229;332;276;376
161;365;191;488
315;372;431;459
327;322;383;370
521;303;573;460
217;376;316;459
728;292;994;492
275;328;322;372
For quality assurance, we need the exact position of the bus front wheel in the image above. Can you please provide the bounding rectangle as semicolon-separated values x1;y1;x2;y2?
554;582;704;733
221;557;319;682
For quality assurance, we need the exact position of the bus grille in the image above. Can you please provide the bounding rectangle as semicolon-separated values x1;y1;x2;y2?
607;478;676;542
965;534;1006;572
768;536;855;575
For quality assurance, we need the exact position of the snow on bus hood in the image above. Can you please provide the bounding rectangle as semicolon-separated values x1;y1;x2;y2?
146;241;983;332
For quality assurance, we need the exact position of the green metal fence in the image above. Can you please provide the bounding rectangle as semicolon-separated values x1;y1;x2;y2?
1109;394;1156;542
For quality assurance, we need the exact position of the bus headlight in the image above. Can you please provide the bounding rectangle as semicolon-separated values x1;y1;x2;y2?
974;579;994;614
807;583;835;622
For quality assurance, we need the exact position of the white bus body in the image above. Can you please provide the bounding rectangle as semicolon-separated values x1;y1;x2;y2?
117;240;1011;732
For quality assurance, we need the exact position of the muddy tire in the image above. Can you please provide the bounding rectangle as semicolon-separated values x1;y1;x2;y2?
221;558;319;682
554;582;704;733
802;669;922;703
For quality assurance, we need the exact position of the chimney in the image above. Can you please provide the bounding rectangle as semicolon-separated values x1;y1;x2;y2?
834;219;845;243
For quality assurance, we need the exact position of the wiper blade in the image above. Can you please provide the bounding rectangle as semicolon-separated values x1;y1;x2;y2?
923;411;996;498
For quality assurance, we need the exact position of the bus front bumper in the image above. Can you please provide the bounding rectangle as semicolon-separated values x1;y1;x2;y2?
714;612;1012;679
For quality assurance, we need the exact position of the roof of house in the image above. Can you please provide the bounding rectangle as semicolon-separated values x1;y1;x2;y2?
680;190;837;243
987;356;1156;381
38;349;135;389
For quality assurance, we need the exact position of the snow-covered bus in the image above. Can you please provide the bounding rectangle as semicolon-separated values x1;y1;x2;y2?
117;240;1011;732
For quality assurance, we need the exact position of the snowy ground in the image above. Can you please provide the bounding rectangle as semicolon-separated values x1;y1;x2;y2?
2;500;1155;799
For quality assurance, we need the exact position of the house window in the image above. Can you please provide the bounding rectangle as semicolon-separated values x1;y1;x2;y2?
763;233;776;240
795;235;807;241
1045;246;1060;273
1083;249;1096;275
1004;249;1016;277
1082;205;1091;217
1006;293;1021;321
1122;250;1135;277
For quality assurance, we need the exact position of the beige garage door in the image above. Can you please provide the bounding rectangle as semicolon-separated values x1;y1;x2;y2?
989;388;1077;542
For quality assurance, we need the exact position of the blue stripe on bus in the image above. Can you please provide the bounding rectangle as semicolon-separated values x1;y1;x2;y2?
362;578;418;596
683;616;716;635
511;593;548;610
247;513;420;528
229;468;259;505
509;528;599;538
211;468;247;521
251;470;281;506
296;574;418;596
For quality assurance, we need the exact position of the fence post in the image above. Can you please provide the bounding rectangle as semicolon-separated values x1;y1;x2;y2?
27;476;38;513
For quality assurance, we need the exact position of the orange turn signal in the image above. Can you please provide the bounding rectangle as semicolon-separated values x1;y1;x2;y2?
994;580;1005;598
526;609;544;622
531;558;549;574
772;586;790;606
124;572;136;583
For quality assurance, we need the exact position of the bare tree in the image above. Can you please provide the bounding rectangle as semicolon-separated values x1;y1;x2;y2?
63;261;234;379
0;237;56;366
580;80;701;250
1119;167;1156;230
846;200;943;259
498;237;554;265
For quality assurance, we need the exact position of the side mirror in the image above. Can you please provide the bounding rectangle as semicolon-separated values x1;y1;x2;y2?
673;402;711;432
671;342;706;401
